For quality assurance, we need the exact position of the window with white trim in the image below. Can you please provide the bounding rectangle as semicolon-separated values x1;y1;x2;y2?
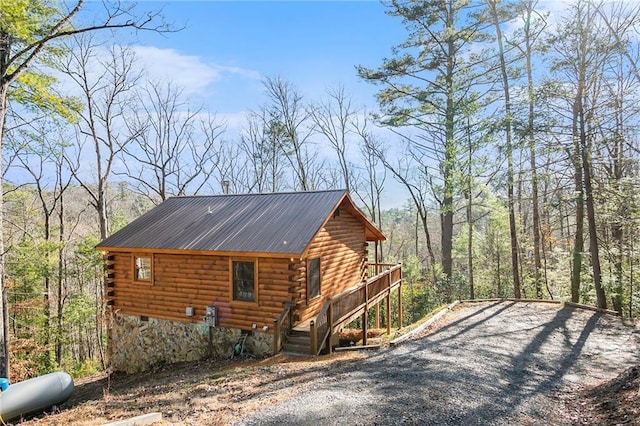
134;256;152;282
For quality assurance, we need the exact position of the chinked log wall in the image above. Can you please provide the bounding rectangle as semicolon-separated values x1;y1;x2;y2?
295;204;368;323
108;252;296;332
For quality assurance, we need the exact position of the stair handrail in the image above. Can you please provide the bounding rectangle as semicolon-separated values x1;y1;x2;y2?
310;299;332;355
308;263;403;355
273;302;293;354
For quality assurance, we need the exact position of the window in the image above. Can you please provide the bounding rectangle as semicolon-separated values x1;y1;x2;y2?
134;256;152;282
232;260;256;303
308;257;321;300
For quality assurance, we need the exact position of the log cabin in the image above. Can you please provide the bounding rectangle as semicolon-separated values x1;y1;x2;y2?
97;190;391;372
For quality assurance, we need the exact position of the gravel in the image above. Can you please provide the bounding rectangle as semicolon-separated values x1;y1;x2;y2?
235;301;640;426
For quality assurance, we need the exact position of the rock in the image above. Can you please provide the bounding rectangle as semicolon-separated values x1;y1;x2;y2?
108;312;274;373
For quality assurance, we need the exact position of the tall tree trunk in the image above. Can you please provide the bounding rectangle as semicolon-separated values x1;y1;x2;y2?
611;97;625;313
581;130;606;309
522;2;544;299
496;240;502;297
571;92;585;304
442;2;456;282
43;213;51;356
467;195;474;299
629;240;634;318
489;0;521;299
612;222;623;313
0;81;9;378
467;125;475;300
56;184;65;366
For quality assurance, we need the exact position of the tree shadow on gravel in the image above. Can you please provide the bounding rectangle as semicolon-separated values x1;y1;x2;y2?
457;306;603;423
311;303;609;425
235;303;638;426
425;301;517;345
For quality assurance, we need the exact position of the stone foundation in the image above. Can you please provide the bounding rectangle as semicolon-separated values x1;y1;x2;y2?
108;312;274;373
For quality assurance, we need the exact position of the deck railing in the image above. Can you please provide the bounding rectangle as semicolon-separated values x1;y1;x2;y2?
367;262;397;279
310;263;402;355
309;300;331;355
273;302;293;354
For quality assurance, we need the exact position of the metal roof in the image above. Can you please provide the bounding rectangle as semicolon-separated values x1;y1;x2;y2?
97;190;384;255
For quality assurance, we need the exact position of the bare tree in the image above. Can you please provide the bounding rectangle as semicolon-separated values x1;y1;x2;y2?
119;81;223;203
362;131;437;280
310;85;357;191
0;0;169;377
263;76;315;191
61;36;141;240
240;108;286;193
353;116;386;261
211;138;250;195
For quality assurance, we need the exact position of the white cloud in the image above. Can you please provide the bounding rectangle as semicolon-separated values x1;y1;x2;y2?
132;46;261;95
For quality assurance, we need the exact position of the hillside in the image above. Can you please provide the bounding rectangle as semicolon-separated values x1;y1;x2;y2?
21;301;640;425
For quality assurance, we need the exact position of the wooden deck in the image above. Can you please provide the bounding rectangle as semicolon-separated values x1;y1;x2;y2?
292;319;313;332
275;263;402;355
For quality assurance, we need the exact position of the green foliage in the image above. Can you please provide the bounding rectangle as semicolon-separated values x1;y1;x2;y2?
11;71;83;122
71;235;104;284
71;358;99;378
65;291;95;326
1;0;83;121
0;1;64;43
110;210;130;235
399;255;436;323
401;280;435;325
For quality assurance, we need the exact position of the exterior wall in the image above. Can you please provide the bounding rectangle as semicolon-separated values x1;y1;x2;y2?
106;252;295;371
104;197;372;368
108;253;294;332
109;311;274;373
295;202;367;323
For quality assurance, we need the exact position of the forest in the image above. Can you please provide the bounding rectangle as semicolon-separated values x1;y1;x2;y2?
1;0;639;381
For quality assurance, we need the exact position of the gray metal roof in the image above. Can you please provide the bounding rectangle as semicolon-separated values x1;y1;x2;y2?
97;190;378;255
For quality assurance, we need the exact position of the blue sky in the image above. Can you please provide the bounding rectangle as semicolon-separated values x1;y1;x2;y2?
72;0;569;208
87;1;412;207
126;1;406;114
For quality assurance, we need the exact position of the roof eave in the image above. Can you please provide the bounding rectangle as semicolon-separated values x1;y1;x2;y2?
299;191;386;258
95;246;304;259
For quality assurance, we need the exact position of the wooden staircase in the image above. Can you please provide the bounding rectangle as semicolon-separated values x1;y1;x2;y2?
273;265;403;356
281;329;312;355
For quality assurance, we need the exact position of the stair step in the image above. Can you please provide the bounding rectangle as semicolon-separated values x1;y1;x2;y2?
289;329;311;337
281;342;311;355
286;335;311;345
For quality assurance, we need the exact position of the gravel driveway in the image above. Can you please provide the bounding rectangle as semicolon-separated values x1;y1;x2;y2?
236;301;640;425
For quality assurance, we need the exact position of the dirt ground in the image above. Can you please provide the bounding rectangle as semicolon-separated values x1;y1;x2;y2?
17;301;640;425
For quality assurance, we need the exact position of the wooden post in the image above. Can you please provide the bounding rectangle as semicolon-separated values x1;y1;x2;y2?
273;318;280;354
363;280;369;345
362;310;368;346
327;303;333;354
375;304;380;329
310;320;317;355
386;293;391;335
397;268;403;328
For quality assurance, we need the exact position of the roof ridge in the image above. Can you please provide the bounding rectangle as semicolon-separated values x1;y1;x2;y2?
168;189;347;200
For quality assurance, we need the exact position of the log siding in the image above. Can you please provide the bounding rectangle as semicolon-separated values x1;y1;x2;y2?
102;191;383;339
108;252;294;332
296;203;367;323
